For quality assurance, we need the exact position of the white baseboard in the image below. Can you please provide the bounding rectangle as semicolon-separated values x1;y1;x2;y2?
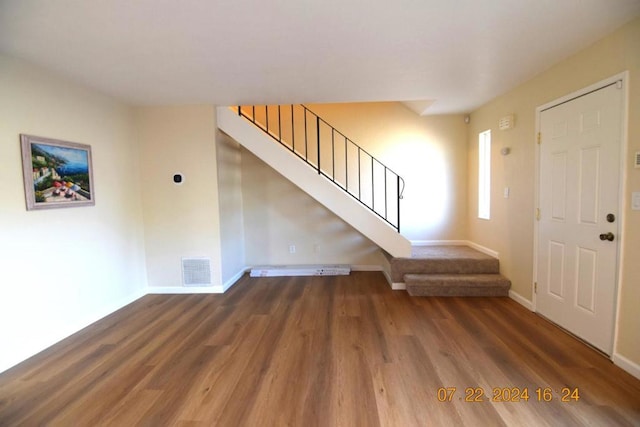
350;265;404;290
147;286;225;294
510;293;640;380
222;267;249;291
148;267;248;294
409;240;500;259
0;288;147;374
391;282;407;290
612;353;640;380
410;240;469;247
61;289;147;346
84;288;147;324
55;290;147;352
380;269;394;288
509;290;533;311
465;241;500;259
350;264;384;271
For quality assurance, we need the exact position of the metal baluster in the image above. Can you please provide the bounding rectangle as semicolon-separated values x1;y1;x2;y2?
291;105;295;153
304;108;308;161
358;147;361;199
316;116;321;174
371;156;374;210
236;104;403;232
331;129;335;182
278;105;282;143
345;136;349;193
384;167;388;220
397;176;401;232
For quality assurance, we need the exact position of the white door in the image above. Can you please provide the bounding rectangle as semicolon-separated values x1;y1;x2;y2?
536;81;623;355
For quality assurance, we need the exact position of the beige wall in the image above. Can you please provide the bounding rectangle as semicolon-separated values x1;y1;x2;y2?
241;147;387;267
307;102;468;242
0;54;147;372
216;131;247;284
136;106;223;288
468;17;640;365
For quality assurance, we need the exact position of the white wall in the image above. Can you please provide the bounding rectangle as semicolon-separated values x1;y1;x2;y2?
0;55;147;373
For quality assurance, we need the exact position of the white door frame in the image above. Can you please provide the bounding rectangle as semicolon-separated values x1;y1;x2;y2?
532;71;629;357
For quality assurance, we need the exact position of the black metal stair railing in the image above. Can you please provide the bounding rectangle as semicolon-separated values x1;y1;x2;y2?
236;105;405;232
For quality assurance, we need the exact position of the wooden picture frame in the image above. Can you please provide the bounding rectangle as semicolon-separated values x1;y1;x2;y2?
20;134;95;210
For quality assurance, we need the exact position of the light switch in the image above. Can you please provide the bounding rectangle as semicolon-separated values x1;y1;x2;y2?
504;187;510;198
632;192;640;211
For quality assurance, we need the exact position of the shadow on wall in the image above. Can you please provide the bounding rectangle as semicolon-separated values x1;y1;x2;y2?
240;147;383;266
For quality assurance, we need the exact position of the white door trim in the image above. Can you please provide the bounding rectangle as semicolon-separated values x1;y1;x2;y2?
532;71;629;357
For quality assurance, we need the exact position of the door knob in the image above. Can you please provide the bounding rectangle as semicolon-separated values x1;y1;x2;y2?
599;232;615;242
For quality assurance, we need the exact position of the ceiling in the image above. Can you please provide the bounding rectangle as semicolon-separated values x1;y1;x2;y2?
1;0;639;114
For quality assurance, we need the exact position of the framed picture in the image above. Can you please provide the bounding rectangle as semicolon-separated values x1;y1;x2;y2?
20;134;95;210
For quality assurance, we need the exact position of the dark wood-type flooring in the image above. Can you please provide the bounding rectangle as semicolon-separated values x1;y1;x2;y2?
1;272;639;426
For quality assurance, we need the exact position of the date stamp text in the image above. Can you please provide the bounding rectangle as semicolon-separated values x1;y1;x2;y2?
436;386;580;403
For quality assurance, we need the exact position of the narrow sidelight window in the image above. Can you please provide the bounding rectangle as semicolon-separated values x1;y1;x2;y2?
478;130;491;219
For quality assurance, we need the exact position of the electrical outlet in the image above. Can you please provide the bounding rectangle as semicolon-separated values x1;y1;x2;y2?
289;244;296;254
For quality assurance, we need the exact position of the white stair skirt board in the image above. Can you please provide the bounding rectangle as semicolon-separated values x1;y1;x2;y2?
250;265;351;277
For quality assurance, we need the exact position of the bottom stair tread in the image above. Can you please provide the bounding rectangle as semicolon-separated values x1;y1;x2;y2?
405;273;511;297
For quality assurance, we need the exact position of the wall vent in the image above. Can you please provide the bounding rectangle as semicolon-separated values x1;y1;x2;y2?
635;151;640;169
498;114;515;130
182;257;212;286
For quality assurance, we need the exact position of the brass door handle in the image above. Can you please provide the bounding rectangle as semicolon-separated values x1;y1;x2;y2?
599;232;615;242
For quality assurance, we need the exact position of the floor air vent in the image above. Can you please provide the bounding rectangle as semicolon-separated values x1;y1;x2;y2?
182;258;212;286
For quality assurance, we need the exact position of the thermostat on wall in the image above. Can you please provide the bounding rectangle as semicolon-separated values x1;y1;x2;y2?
173;173;184;185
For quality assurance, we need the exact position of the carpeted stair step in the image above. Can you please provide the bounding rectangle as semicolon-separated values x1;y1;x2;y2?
390;246;500;282
404;273;511;297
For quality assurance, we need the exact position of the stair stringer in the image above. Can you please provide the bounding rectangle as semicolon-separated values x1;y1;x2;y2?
217;107;411;258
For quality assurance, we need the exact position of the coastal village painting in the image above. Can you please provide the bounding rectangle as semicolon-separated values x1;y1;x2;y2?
21;135;95;210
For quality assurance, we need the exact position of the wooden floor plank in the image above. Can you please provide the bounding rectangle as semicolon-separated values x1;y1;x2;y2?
0;272;638;426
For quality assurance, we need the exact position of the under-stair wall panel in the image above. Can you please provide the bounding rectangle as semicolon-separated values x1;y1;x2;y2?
217;106;412;258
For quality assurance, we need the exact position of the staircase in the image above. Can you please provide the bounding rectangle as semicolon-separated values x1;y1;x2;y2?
390;246;511;296
217;106;412;258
